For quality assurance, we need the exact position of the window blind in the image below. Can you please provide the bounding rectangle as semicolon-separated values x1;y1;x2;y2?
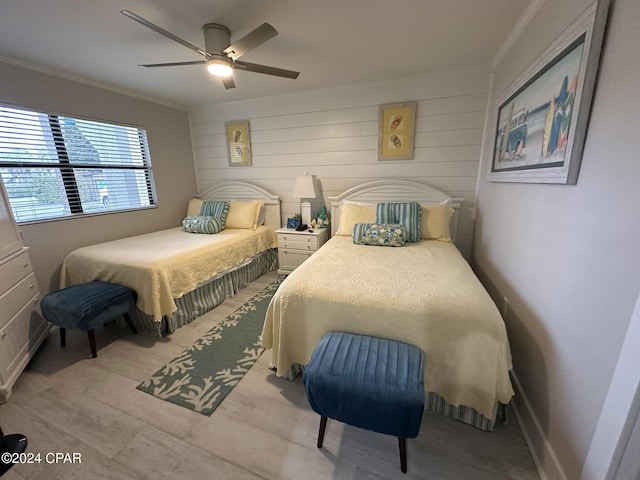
0;104;157;223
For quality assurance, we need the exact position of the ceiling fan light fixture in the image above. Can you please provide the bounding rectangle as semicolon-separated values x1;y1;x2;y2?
207;57;233;77
122;11;300;87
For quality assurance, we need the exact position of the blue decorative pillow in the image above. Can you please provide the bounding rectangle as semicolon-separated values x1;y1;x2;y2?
182;216;225;234
353;223;406;247
352;223;372;243
376;202;422;243
200;201;230;227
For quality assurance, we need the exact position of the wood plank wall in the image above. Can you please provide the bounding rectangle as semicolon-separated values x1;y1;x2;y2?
189;66;491;258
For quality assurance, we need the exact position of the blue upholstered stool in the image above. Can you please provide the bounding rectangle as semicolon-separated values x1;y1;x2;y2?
303;332;425;473
41;281;138;358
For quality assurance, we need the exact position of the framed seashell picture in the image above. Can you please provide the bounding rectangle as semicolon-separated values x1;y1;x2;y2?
225;120;252;166
378;101;416;161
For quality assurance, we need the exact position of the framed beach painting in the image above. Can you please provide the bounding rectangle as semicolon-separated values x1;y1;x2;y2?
225;120;252;166
378;102;416;160
488;0;610;184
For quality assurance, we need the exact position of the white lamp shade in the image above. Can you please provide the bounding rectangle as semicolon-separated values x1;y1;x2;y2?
293;175;317;227
292;175;317;199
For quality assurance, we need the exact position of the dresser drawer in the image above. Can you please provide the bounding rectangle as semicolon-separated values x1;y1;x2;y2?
0;250;32;295
0;273;39;330
0;296;48;385
277;234;320;251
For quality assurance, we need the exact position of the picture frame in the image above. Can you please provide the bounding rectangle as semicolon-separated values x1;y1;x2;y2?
225;120;252;166
488;0;610;184
378;101;416;160
287;218;301;229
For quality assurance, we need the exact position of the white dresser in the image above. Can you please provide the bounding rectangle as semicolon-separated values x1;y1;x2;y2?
276;227;329;274
0;181;49;403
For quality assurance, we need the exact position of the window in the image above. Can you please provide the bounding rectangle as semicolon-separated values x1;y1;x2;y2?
0;104;157;223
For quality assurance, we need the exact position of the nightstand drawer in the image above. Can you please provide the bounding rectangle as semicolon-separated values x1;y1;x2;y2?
277;234;319;250
278;249;313;271
279;239;319;251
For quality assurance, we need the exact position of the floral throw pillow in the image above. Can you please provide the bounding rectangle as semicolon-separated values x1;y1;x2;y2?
353;223;406;247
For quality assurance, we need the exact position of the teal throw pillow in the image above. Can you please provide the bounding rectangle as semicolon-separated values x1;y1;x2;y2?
376;202;421;242
182;216;225;234
200;201;230;227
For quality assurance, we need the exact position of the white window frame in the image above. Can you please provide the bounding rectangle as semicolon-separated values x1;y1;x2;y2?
0;104;157;224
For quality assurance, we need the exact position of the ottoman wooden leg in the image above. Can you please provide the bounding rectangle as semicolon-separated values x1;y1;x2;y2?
398;437;407;473
87;329;97;358
317;416;328;448
59;327;66;347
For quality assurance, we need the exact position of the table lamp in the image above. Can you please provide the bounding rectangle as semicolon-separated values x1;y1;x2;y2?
292;174;317;227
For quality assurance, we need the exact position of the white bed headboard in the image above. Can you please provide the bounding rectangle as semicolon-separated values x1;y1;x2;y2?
197;181;281;231
329;179;463;244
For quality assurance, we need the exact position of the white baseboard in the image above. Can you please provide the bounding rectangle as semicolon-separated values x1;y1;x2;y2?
510;371;567;480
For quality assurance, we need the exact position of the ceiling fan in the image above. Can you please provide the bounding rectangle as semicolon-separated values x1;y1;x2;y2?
121;10;300;90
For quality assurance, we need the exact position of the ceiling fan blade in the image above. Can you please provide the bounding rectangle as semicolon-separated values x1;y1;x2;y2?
233;60;300;79
221;76;236;90
140;60;207;68
223;23;278;60
121;10;210;58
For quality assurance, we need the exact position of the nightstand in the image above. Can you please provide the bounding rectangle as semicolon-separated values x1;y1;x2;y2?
276;227;329;274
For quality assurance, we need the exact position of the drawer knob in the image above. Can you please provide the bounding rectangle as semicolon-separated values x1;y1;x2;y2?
23;263;29;268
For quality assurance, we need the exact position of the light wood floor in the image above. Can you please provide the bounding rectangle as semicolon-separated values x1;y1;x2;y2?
1;272;539;479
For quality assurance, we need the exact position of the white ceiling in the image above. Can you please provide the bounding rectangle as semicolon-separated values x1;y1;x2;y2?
0;0;530;110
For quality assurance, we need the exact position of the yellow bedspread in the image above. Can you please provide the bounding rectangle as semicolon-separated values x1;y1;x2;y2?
61;226;277;321
261;236;514;419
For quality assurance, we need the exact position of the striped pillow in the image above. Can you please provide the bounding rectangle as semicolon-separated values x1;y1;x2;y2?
182;216;225;234
376;202;422;242
200;201;230;227
352;223;373;243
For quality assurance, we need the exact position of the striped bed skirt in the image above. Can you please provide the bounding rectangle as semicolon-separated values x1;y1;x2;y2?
281;361;500;432
425;391;499;431
128;248;278;336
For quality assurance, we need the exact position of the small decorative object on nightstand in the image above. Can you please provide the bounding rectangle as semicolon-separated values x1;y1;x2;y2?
276;227;329;274
317;206;329;229
287;217;301;229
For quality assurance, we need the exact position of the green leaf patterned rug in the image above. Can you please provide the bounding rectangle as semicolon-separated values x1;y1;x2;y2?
136;280;280;415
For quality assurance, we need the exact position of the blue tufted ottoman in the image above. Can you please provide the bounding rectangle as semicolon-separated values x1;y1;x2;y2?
303;332;425;473
41;281;138;358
